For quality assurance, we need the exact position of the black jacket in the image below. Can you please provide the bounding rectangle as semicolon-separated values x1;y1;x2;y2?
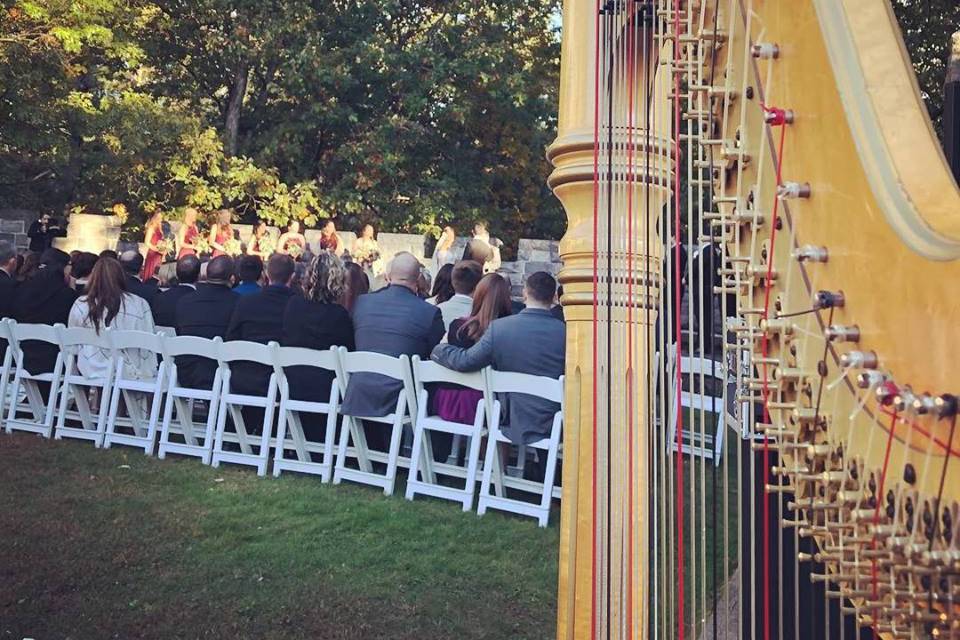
126;274;158;305
0;269;17;361
151;284;195;328
174;283;239;389
281;296;354;402
13;269;78;374
27;221;64;253
225;284;295;395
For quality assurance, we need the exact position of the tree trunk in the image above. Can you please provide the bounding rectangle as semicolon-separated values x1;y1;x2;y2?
224;63;249;157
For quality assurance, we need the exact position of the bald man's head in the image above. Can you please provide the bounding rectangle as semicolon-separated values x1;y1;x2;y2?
387;252;422;291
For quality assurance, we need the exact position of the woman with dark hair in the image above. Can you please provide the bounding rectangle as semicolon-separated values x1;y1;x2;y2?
246;220;272;259
430;273;512;459
70;252;98;295
281;252;354;408
17;252;39;282
68;257;156;381
141;210;166;281
426;262;454;305
277;220;306;259
342;261;369;313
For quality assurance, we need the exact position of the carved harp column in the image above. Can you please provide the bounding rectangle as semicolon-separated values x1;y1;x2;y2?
547;1;671;638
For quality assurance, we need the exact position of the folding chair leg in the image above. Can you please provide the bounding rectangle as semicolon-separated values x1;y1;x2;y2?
404;423;426;501
383;414;405;496
477;433;500;516
228;404;254;456
211;393;230;468
143;386;165;455
538;445;560;528
446;434;463;466
462;430;484;512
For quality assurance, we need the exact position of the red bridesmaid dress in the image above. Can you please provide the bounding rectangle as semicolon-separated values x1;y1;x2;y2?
177;224;199;259
141;226;164;281
212;224;233;257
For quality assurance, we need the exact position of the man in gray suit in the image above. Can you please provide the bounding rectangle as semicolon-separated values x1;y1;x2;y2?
431;271;565;445
340;253;445;448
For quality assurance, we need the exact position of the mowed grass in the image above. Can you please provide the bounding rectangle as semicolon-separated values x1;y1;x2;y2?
0;434;558;639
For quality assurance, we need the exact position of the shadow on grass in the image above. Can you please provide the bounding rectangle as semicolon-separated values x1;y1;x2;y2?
0;434;558;640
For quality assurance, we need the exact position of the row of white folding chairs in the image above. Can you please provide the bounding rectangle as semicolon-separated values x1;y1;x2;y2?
0;319;563;526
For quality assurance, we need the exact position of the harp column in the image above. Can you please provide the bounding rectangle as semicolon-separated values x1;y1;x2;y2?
547;0;672;638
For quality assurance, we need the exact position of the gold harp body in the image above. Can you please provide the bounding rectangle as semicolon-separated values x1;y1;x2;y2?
549;1;960;638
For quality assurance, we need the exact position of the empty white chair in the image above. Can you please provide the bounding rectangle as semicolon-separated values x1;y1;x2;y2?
333;348;417;496
0;319;16;429
271;344;342;482
158;335;223;464
53;326;116;446
210;340;280;477
406;356;487;511
103;330;168;454
478;370;564;528
666;344;726;464
4;322;65;438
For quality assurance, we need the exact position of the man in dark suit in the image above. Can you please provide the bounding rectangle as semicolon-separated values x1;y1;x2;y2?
119;250;158;304
431;271;565;446
341;252;445;448
13;249;78;377
151;255;201;328
225;253;295;395
174;256;239;389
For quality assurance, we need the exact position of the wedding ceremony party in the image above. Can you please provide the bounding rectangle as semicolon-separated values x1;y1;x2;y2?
3;1;960;639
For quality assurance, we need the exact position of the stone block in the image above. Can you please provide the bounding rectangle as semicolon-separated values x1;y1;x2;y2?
0;232;14;243
0;219;23;233
524;261;560;275
496;261;521;274
14;233;27;248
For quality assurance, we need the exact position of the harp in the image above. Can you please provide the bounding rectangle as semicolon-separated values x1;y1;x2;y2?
548;1;960;639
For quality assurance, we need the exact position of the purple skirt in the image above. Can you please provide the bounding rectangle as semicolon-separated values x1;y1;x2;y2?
432;387;483;425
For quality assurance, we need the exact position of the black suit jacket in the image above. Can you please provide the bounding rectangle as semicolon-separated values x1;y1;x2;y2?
126;274;158;304
13;270;78;374
225;284;295;394
0;269;17;361
340;285;444;417
281;296;354;402
174;283;239;388
151;284;195;328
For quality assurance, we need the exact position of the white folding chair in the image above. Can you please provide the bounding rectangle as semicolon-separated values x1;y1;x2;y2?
0;319;16;430
478;371;564;528
333;348;417;496
158;335;223;464
4;322;65;438
666;344;726;465
210;340;280;476
53;326;116;446
155;325;177;337
271;344;341;482
405;356;488;511
103;330;167;454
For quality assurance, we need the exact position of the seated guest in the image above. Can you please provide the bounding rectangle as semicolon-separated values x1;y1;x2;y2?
70;252;98;296
225;253;296;394
426;263;454;305
0;240;18;321
437;260;481;330
119;250;158;304
67;257;156;380
417;266;432;299
99;249;119;261
551;284;565;321
431;273;512;461
17;252;40;282
151;255;201;327
13;249;78;376
343;261;369;312
174;255;239;388
281;252;355;405
233;255;263;296
340;252;444;449
431;271;565;446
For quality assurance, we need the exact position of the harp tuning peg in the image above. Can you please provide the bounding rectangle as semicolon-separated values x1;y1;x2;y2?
793;245;828;263
839;350;878;370
825;324;860;343
814;290;845;309
856;370;886;389
934;393;958;418
751;42;780;59
911;393;937;415
777;181;810;198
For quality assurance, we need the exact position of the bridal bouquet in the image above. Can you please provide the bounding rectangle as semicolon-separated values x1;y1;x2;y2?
258;233;277;256
193;236;211;255
156;238;175;258
223;238;243;256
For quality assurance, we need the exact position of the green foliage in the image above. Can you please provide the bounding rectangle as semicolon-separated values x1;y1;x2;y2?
1;0;563;248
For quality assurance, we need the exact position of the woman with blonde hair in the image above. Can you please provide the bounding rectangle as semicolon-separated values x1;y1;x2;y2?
431;225;456;277
281;252;355;405
140;210;165;280
208;209;234;257
68;257;156;381
176;207;201;259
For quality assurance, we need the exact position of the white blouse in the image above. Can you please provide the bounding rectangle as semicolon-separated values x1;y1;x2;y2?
67;293;157;381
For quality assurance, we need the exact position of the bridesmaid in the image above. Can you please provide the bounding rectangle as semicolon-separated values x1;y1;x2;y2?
209;209;234;257
277;220;306;257
431;225;456;277
246;220;271;258
176;207;201;259
141;210;165;281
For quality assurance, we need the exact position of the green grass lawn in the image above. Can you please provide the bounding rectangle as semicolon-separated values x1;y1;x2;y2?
0;434;559;639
